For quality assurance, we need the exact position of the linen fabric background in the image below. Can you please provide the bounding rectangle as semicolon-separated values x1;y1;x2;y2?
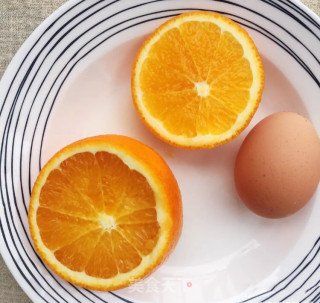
0;0;319;302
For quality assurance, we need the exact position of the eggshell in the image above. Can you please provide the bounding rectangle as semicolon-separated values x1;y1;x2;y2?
234;112;320;218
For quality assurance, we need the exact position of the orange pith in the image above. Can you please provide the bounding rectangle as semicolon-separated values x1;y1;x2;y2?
132;12;265;148
28;135;182;291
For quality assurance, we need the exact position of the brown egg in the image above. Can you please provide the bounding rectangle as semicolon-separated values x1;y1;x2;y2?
234;112;320;218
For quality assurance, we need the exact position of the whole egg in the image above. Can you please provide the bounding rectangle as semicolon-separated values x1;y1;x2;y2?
234;112;320;218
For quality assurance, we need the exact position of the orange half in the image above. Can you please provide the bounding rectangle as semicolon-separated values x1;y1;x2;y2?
132;12;265;148
28;135;182;290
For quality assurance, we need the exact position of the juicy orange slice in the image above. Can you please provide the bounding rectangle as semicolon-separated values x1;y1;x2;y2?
29;135;182;291
132;11;265;148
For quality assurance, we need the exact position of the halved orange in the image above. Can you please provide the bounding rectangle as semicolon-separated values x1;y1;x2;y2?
28;135;182;291
132;11;265;148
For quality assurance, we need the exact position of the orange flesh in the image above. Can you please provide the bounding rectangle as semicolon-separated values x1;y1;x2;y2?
139;21;253;137
37;151;160;277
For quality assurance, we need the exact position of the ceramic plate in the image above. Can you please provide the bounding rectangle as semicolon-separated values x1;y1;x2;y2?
0;0;319;302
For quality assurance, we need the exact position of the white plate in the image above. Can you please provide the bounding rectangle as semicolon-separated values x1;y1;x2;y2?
0;0;319;302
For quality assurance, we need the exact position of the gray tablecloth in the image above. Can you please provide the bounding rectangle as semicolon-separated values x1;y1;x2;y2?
0;0;319;302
